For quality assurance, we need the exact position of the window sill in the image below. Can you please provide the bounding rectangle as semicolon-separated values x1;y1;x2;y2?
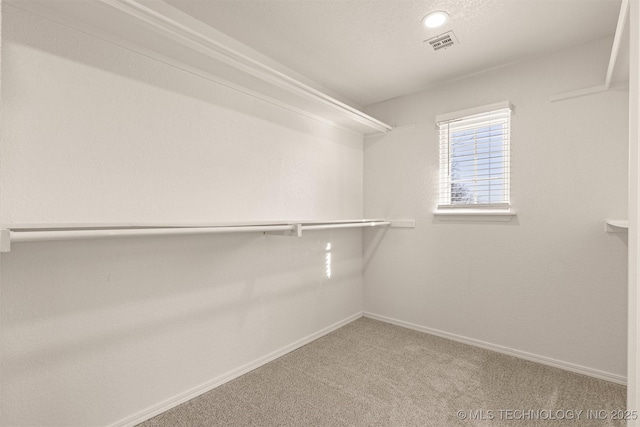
433;209;517;222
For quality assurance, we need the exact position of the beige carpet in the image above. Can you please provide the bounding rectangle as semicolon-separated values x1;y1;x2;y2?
139;317;626;426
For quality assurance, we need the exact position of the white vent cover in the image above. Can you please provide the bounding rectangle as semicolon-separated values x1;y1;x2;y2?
426;31;458;51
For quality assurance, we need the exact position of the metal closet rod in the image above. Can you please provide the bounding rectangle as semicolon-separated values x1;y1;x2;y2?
0;219;414;252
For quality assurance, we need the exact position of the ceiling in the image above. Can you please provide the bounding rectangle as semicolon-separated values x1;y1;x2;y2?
165;0;623;108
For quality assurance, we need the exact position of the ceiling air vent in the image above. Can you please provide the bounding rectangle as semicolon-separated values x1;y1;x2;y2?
426;31;458;51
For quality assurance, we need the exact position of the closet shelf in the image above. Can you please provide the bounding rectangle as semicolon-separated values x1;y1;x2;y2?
0;219;415;252
12;0;392;134
605;219;629;233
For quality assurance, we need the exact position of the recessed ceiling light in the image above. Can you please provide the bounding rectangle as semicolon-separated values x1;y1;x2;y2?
422;11;449;29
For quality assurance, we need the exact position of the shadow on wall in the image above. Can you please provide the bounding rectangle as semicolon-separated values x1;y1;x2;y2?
608;230;629;247
3;4;351;141
363;227;388;271
1;229;362;381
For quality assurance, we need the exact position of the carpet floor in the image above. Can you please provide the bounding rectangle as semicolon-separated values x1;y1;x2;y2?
138;317;626;426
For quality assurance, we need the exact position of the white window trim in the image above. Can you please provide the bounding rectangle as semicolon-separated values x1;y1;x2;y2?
435;100;512;124
435;101;515;219
433;209;517;221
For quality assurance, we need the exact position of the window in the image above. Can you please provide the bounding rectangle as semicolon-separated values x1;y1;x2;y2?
437;102;511;210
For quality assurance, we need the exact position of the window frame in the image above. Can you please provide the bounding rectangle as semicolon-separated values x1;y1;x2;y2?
436;101;513;213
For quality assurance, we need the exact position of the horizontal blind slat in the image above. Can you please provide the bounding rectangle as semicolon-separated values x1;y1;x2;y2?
448;154;508;166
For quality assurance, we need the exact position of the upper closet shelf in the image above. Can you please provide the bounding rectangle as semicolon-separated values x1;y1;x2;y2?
0;219;415;252
11;0;392;134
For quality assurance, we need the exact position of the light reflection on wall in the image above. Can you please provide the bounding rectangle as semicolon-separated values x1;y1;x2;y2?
325;243;332;279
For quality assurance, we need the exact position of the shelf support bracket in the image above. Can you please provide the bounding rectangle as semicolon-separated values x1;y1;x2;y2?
264;223;302;237
1;230;11;253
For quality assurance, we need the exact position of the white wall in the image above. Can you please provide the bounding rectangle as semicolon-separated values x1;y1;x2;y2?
363;35;629;381
0;6;364;426
0;7;363;224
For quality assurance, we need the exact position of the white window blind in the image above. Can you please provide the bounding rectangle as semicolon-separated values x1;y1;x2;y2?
438;104;511;209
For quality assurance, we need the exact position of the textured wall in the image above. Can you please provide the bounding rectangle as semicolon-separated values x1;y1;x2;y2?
363;36;629;379
0;6;363;426
0;6;363;224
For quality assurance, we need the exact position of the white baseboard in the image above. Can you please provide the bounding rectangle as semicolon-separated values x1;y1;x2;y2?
111;310;624;427
363;312;626;386
109;311;364;427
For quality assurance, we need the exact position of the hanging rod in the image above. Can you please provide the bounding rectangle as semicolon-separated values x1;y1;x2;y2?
0;219;414;252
